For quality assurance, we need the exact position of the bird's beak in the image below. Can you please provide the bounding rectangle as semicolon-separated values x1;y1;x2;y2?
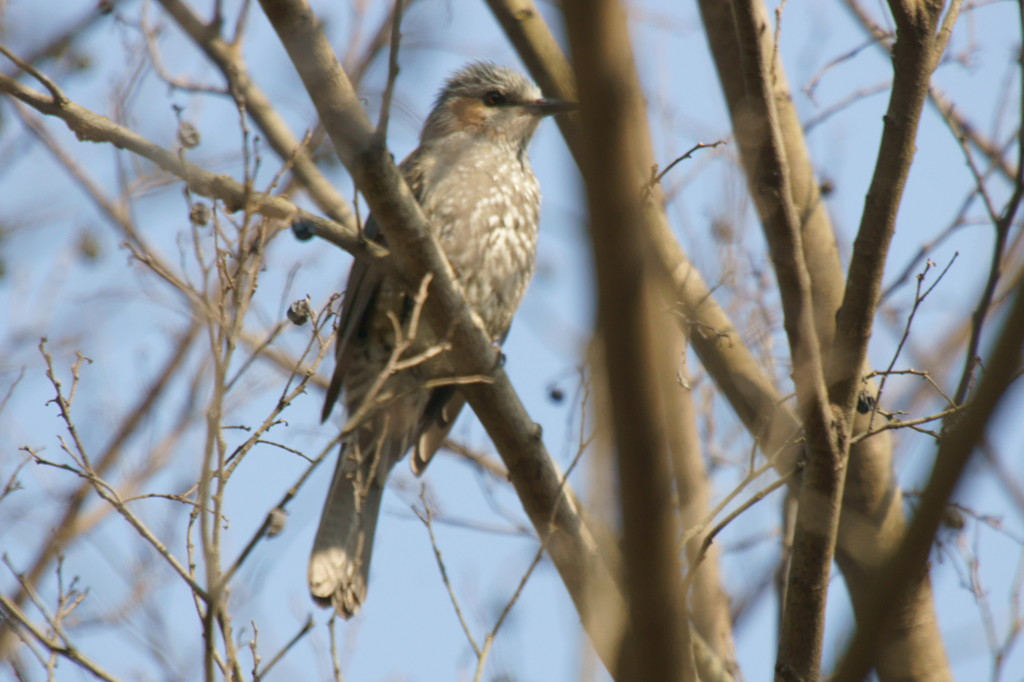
527;98;577;116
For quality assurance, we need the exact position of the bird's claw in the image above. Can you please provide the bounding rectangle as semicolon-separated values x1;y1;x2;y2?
491;343;506;369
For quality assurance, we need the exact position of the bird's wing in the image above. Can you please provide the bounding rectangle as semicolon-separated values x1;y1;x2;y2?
323;145;469;467
321;218;386;422
321;147;433;423
399;146;472;474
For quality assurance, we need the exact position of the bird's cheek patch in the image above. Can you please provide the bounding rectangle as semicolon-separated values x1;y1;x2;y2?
449;97;487;130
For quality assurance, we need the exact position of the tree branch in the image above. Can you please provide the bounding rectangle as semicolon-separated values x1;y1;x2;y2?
698;0;954;676
0;71;376;256
725;3;845;678
827;0;958;414
155;0;358;229
562;0;696;679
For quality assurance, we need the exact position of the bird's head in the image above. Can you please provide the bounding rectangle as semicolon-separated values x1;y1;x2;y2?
421;62;574;151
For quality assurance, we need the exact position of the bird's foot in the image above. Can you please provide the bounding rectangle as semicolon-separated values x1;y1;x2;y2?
491;342;506;370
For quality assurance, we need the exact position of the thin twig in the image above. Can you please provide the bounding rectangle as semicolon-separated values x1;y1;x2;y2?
473;546;545;682
328;617;344;681
852;405;965;444
255;615;314;678
376;0;404;138
682;467;799;597
867;253;958;434
803;37;887;103
221;434;339;585
0;594;119;682
642;140;726;198
951;0;1024;406
414;491;481;657
0;43;67;104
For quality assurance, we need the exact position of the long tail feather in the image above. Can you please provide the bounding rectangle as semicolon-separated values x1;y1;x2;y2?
308;441;387;617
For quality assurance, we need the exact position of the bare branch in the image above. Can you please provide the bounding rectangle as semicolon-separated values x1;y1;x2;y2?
562;0;696;678
414;494;481;658
255;616;314;678
0;594;120;682
156;0;359;229
375;0;404;139
0;69;372;256
725;2;844;675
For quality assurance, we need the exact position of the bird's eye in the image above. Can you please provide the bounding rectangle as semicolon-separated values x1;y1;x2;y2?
483;90;507;107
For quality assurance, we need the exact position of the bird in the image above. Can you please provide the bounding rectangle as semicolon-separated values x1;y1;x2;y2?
309;62;574;617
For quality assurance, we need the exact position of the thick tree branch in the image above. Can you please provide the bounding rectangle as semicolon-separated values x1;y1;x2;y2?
827;0;957;411
698;0;845;351
725;3;847;679
827;2;961;679
697;0;954;677
562;1;696;679
484;5;782;675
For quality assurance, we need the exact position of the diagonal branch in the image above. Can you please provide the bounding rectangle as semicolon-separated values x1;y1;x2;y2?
0;70;376;257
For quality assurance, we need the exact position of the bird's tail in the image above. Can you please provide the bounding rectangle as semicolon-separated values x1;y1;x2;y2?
308;436;391;618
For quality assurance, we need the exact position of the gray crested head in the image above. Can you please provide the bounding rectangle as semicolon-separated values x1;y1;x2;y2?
420;61;572;152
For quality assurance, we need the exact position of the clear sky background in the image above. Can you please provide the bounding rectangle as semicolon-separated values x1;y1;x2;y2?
2;0;1023;680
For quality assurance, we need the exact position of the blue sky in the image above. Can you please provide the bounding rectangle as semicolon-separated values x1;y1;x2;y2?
2;1;1023;680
